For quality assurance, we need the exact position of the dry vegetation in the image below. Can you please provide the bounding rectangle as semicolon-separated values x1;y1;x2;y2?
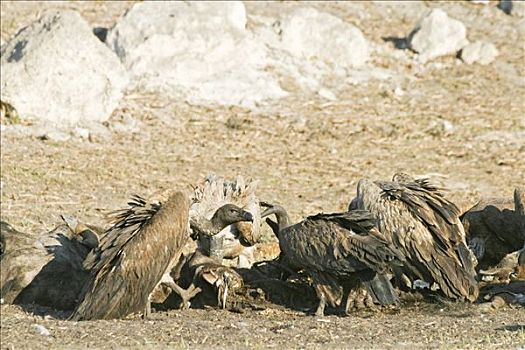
1;1;524;349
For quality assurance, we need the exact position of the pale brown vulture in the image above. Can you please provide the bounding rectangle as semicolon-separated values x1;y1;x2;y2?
71;192;254;320
0;217;101;310
71;192;190;321
261;203;404;316
350;174;479;302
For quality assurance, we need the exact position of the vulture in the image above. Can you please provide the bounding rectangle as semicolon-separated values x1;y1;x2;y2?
471;188;525;282
462;187;525;269
71;192;190;321
350;174;479;302
190;175;261;267
152;201;253;310
261;203;404;316
0;216;101;310
71;192;254;320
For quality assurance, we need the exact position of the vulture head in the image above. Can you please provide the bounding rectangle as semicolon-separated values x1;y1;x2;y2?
209;204;254;235
190;175;262;260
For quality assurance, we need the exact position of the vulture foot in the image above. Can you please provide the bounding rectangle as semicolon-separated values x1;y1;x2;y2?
216;270;241;309
345;288;376;314
162;280;202;310
199;266;243;309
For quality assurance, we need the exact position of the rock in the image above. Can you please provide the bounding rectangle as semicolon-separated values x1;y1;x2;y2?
511;0;525;17
0;11;129;127
106;1;286;108
318;87;337;101
460;41;499;65
394;86;405;97
73;127;90;140
106;3;374;108
498;0;525;16
38;130;71;142
33;324;50;336
407;9;468;63
278;7;370;68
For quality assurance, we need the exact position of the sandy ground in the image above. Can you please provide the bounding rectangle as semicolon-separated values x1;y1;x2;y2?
1;1;524;349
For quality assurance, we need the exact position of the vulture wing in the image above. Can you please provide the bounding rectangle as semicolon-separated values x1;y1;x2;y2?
71;192;189;320
354;177;478;302
278;210;402;306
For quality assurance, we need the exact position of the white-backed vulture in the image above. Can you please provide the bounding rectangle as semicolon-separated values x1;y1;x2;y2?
350;174;479;302
190;175;261;267
161;204;253;309
71;192;190;321
0;217;101;310
154;203;253;310
261;203;404;316
462;187;525;270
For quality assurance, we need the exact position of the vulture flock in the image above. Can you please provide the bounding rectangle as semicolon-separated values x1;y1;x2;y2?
1;174;524;320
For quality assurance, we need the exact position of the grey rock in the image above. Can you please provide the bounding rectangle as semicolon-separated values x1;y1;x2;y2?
106;1;286;108
38;130;71;142
0;11;129;127
278;7;370;69
408;9;468;63
33;324;50;336
460;41;499;65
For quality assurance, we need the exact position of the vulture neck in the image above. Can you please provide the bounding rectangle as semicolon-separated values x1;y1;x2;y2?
210;212;232;234
268;205;292;231
191;210;237;239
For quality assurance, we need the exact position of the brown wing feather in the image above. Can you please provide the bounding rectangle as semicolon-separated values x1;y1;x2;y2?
278;211;402;307
71;192;189;320
354;177;478;302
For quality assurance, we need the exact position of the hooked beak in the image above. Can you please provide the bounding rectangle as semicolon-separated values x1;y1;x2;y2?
243;211;254;222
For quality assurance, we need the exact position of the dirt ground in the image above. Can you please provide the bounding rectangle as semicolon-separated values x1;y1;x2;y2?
1;1;524;349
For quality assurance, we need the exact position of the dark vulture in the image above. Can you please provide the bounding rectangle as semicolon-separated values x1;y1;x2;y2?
471;188;525;282
0;217;101;310
190;175;261;268
261;203;404;316
350;174;479;302
71;192;190;321
462;187;525;270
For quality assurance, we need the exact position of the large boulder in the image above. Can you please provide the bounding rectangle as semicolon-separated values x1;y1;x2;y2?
106;3;372;108
278;7;369;69
0;11;129;127
408;9;468;63
106;1;286;108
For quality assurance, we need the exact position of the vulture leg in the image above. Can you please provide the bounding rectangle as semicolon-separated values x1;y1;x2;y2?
162;280;202;310
315;291;327;317
311;273;341;317
345;287;375;313
142;300;151;319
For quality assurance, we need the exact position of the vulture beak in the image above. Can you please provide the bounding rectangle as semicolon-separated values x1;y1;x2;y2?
243;211;254;222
